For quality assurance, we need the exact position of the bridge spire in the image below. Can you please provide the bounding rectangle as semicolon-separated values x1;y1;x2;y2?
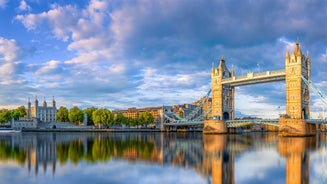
218;56;224;69
285;49;290;59
293;39;302;56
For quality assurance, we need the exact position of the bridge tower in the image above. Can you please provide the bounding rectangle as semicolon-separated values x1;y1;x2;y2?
285;41;310;119
211;57;234;120
280;41;316;136
203;57;233;133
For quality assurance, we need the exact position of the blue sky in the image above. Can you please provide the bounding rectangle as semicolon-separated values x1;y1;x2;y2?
1;0;327;118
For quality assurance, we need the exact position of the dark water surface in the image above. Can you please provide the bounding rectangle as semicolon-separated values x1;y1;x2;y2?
0;132;326;184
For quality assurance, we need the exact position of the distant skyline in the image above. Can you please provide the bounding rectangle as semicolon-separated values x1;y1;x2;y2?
1;0;327;118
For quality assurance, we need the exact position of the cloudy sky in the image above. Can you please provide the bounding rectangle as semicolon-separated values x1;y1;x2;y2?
1;0;327;118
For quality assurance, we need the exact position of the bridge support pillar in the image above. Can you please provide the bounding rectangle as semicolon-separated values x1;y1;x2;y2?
278;118;316;136
203;120;228;134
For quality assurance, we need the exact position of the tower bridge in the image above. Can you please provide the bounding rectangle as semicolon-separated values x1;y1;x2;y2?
161;41;327;136
204;40;320;136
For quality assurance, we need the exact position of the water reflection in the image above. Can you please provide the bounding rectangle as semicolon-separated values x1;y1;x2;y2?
0;132;326;183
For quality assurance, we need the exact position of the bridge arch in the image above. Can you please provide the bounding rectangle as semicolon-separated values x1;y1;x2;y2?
223;112;230;120
302;108;308;119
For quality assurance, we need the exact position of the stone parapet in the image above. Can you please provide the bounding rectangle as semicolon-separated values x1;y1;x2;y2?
203;120;227;134
278;118;316;136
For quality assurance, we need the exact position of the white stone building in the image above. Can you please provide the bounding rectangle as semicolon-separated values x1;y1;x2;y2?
27;97;57;122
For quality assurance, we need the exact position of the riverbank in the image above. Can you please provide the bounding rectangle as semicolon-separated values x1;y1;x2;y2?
21;128;161;132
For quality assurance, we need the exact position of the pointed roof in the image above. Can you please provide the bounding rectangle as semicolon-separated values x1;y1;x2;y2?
285;49;290;59
293;39;302;56
218;56;225;68
220;55;225;61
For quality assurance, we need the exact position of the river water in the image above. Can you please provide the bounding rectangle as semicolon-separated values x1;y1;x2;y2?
0;132;326;184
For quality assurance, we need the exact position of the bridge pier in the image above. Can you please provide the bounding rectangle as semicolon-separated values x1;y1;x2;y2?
203;120;228;134
278;118;316;136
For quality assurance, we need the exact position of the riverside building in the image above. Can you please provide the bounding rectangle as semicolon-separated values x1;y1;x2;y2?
26;97;57;122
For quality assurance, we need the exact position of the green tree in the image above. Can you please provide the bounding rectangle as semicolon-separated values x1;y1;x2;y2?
138;111;154;128
68;106;83;124
15;106;26;118
0;109;12;124
10;110;20;120
127;117;137;127
115;112;128;126
83;107;97;125
92;109;114;128
57;106;69;122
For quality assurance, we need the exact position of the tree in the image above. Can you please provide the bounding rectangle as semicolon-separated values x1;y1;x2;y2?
92;109;114;128
15;106;26;118
138;111;154;128
0;109;12;124
127;117;137;127
83;107;97;125
115;112;128;126
10;110;20;120
57;106;69;122
68;106;83;124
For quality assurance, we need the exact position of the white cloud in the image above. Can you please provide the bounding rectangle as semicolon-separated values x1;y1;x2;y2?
0;0;6;9
235;88;285;118
0;37;21;62
18;0;31;11
35;60;62;75
319;51;327;63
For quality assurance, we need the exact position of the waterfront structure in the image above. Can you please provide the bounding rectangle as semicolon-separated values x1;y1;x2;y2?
11;118;38;129
204;41;316;136
113;99;211;124
193;97;212;120
26;97;57;122
113;107;162;122
172;104;199;118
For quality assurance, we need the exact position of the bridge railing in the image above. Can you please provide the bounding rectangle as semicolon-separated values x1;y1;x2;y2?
270;69;285;75
253;71;269;77
306;119;327;124
225;119;279;128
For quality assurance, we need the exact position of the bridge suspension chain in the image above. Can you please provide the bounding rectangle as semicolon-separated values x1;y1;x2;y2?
302;76;327;105
162;89;212;124
184;89;211;121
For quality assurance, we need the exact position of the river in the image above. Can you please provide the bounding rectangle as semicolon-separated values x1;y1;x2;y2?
0;132;326;184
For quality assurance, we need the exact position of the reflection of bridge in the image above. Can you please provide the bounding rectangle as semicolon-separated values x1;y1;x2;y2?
161;41;327;136
1;132;326;183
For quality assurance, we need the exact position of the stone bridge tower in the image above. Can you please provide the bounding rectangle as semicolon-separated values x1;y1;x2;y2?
285;41;310;119
280;41;315;136
211;57;234;121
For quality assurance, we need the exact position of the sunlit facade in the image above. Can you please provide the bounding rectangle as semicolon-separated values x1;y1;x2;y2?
26;97;57;122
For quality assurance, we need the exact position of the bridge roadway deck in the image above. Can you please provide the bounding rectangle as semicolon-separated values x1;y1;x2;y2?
222;69;286;86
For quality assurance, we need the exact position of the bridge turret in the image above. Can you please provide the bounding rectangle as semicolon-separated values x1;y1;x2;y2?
293;39;302;57
285;40;310;119
211;56;234;120
285;50;290;63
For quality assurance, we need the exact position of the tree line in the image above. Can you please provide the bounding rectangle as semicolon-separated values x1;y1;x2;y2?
0;106;26;124
57;106;155;128
0;106;155;128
